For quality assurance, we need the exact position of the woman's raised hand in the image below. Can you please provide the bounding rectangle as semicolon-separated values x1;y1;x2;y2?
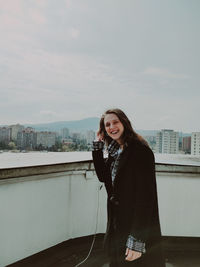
97;130;104;141
125;248;142;261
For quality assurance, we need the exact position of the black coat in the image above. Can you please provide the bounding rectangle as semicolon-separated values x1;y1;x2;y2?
92;139;165;267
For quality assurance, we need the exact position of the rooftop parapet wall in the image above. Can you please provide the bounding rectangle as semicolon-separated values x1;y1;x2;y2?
1;160;200;181
0;160;200;266
0;160;93;181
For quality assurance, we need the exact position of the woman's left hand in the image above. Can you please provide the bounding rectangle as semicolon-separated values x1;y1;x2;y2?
125;248;142;261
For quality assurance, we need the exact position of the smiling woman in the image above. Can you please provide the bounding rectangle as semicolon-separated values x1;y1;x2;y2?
104;113;124;146
92;108;165;267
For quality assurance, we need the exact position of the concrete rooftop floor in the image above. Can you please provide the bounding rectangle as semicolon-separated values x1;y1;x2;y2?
8;235;200;267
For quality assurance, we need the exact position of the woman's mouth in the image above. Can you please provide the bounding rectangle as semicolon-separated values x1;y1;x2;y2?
110;130;119;135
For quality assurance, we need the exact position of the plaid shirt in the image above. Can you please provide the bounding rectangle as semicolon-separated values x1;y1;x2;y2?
92;140;146;253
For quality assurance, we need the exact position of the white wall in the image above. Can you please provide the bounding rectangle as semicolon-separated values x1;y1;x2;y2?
157;172;200;237
0;169;106;267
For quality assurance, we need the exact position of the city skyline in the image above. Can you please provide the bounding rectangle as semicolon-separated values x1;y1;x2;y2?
0;121;195;154
0;118;195;135
0;0;200;132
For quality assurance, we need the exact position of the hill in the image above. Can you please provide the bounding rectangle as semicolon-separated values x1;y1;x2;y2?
25;117;100;132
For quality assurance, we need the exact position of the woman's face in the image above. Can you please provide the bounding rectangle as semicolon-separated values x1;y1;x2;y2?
104;113;124;144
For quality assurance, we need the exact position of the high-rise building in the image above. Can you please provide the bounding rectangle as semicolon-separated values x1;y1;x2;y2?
17;127;37;150
86;130;95;144
182;136;191;154
61;128;69;139
36;132;56;148
155;132;162;153
155;129;179;154
9;124;24;141
0;127;11;144
72;132;81;141
191;132;200;156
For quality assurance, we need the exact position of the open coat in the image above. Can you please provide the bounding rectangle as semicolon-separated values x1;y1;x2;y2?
92;139;165;267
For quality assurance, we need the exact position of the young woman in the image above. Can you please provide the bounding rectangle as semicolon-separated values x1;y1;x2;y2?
92;109;165;267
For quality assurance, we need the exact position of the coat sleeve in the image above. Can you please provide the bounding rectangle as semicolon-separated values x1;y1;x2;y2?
92;149;111;183
129;145;160;242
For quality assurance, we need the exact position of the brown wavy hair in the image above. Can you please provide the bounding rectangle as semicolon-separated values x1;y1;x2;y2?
98;108;149;147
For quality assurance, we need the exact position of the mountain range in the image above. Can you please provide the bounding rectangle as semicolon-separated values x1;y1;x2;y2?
25;117;100;132
1;117;191;136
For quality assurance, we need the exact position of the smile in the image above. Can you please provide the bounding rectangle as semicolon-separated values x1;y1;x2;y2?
110;131;119;134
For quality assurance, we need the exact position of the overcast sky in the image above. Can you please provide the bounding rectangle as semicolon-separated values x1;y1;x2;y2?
0;0;199;132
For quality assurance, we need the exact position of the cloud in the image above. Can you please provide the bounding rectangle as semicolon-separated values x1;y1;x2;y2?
0;0;24;31
0;0;23;14
40;110;57;115
68;27;80;39
35;0;48;8
0;0;199;132
65;0;71;8
29;10;47;25
143;67;190;79
39;110;60;121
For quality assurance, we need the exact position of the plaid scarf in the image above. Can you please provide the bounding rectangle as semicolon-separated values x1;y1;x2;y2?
107;140;123;185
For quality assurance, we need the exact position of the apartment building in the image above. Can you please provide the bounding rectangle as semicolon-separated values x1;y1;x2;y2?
0;127;12;144
156;129;179;154
182;136;191;154
36;132;56;148
85;130;95;144
17;127;37;150
9;124;24;141
61;128;70;139
191;132;200;156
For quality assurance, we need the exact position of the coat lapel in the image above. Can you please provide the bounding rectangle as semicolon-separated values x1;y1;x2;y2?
112;145;131;190
112;140;138;191
104;156;114;196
